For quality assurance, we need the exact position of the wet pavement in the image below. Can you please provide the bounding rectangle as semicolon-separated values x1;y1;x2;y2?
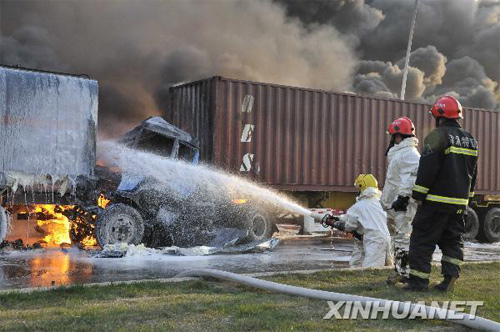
0;238;498;290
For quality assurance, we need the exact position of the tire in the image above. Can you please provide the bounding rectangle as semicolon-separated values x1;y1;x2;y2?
0;206;7;242
96;203;145;246
477;207;500;243
142;223;173;248
244;211;273;242
464;207;479;241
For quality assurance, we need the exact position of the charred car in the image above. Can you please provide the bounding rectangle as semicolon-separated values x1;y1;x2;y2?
90;117;276;248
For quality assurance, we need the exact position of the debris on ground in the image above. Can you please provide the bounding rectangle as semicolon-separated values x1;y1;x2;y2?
275;224;301;236
92;233;281;258
164;237;281;256
0;239;45;251
208;228;248;247
92;243;157;258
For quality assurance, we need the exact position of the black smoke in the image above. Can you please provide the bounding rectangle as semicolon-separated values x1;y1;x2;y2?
0;0;357;137
279;0;500;109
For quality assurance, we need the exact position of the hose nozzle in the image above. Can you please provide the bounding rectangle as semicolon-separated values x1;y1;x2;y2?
320;214;336;228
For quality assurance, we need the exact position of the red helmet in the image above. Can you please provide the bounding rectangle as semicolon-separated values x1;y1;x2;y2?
387;117;415;136
430;95;463;119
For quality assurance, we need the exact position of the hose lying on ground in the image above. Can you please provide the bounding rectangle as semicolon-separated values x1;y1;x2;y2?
176;268;500;331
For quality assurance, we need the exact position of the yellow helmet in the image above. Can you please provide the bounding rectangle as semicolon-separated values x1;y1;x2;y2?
354;174;378;191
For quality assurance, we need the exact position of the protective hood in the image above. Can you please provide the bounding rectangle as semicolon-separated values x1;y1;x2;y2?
341;187;390;240
357;187;382;201
387;137;419;161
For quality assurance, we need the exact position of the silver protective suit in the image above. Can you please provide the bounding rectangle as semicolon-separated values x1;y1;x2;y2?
340;187;392;268
381;137;420;277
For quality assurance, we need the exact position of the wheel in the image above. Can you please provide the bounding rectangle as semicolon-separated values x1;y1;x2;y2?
464;207;479;241
96;203;145;246
0;206;7;242
477;207;500;243
142;222;173;248
244;211;273;242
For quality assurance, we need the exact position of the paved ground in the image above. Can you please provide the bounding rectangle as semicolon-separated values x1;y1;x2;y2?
0;238;499;290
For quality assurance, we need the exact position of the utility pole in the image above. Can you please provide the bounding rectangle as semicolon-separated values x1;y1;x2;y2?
400;0;420;100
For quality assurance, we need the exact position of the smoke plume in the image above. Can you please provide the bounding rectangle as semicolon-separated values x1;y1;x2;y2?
0;0;357;137
280;0;500;108
0;0;499;138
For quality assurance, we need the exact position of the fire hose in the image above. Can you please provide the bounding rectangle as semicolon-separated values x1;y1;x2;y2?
176;268;500;331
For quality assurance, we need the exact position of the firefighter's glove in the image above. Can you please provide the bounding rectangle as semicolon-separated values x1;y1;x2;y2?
352;231;363;241
332;219;345;231
392;195;410;212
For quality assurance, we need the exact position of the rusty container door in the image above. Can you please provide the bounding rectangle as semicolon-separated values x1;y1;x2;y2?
462;108;500;194
167;78;216;162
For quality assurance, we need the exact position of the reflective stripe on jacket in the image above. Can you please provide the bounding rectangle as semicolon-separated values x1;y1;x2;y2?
412;119;478;213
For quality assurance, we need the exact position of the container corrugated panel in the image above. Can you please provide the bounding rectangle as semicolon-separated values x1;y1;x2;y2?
168;77;499;194
0;66;98;186
167;78;215;162
463;108;500;194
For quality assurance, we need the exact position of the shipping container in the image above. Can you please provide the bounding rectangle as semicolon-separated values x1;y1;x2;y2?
168;76;500;242
168;76;499;193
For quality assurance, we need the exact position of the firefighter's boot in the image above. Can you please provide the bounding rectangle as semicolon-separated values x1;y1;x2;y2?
402;277;428;291
433;275;457;292
387;270;409;285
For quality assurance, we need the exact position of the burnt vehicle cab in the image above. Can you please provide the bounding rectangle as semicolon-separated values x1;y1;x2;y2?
96;117;274;248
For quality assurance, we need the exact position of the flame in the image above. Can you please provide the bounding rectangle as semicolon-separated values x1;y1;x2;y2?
232;199;248;204
32;196;107;247
35;205;72;246
98;194;111;209
81;235;97;246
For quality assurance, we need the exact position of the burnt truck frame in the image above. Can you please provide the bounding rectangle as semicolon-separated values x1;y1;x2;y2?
91;117;277;247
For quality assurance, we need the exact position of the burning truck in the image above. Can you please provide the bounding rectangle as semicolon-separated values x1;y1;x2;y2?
0;65;280;249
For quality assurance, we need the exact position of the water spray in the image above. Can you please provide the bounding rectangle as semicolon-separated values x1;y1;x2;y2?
98;141;310;217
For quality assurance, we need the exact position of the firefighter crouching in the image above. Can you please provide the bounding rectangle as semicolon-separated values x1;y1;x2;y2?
405;95;478;292
381;117;420;284
322;174;392;268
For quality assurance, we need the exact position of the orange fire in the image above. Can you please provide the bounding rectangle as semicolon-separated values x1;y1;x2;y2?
81;235;97;246
31;195;108;247
98;194;111;209
35;205;72;246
